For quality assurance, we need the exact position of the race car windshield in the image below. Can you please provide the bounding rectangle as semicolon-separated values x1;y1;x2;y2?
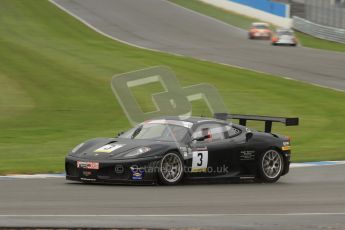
278;31;293;36
119;123;189;142
254;25;268;29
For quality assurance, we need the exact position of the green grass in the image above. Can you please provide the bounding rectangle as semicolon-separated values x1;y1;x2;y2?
0;0;345;174
169;0;345;52
295;31;345;52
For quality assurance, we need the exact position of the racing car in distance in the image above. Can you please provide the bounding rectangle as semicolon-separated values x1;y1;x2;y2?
271;28;298;46
248;22;272;39
65;114;298;185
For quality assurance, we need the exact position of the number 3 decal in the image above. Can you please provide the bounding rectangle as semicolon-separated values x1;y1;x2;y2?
197;153;203;166
192;149;208;172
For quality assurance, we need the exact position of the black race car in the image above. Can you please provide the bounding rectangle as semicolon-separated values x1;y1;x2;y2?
65;113;298;185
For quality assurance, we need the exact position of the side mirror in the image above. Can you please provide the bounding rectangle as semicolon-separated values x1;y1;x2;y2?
117;131;124;137
246;132;253;142
193;134;211;142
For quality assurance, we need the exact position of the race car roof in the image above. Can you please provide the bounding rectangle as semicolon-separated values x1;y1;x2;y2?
252;22;269;27
276;28;293;32
147;116;224;126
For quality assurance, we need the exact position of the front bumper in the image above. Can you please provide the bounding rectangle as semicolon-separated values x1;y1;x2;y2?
65;156;161;184
273;41;297;46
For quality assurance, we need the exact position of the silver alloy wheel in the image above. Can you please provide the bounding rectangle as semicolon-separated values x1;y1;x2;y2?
262;150;282;179
160;153;183;183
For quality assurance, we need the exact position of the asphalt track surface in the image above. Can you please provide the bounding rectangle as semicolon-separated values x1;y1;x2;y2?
2;1;345;229
1;165;345;229
51;0;345;91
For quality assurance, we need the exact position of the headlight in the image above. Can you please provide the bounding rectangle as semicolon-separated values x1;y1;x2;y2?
124;147;151;158
71;143;84;153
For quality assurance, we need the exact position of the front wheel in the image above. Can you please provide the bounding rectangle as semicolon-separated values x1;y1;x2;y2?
257;149;284;183
158;152;184;185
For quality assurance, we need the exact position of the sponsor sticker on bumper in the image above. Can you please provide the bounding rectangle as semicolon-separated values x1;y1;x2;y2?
77;161;99;170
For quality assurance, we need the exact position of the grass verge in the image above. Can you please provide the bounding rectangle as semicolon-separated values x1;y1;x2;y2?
0;0;345;174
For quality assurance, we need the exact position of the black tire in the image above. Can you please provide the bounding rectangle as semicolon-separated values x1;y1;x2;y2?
158;152;184;185
257;149;284;183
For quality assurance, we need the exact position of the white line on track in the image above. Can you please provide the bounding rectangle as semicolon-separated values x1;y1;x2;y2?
48;0;171;54
0;173;65;179
0;161;344;179
165;0;246;33
290;161;345;168
1;213;345;217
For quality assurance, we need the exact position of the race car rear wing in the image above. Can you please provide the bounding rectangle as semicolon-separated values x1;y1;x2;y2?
214;113;299;133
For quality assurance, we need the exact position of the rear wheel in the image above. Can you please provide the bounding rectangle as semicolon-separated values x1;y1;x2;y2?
257;149;284;183
158;152;184;185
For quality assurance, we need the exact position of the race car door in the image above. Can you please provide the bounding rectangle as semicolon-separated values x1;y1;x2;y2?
190;122;238;177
